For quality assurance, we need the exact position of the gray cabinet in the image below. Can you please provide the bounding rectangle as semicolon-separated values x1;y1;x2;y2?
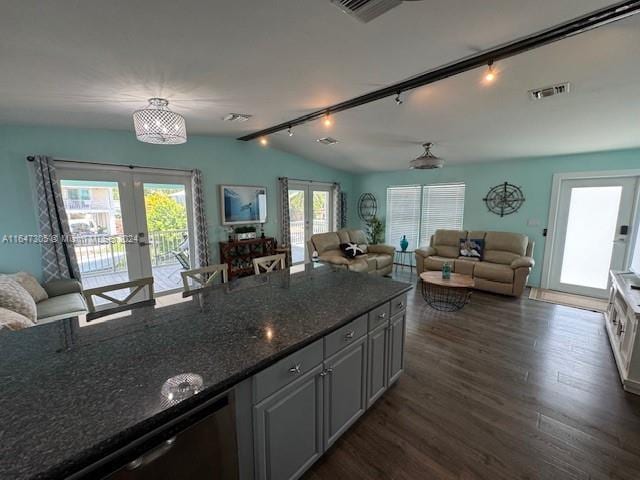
253;364;324;480
388;311;406;385
323;336;367;449
367;322;389;407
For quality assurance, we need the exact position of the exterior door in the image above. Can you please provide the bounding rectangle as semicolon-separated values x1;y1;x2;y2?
288;183;333;265
548;177;637;298
58;165;194;301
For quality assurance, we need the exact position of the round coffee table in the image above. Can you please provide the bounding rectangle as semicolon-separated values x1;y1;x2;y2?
420;271;475;312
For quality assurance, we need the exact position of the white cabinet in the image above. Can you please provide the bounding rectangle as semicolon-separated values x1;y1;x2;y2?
605;271;640;394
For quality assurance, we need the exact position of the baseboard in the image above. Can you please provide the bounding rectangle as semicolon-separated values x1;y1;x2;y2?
623;378;640;395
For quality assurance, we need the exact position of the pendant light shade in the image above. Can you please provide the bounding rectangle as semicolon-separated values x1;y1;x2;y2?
133;98;187;145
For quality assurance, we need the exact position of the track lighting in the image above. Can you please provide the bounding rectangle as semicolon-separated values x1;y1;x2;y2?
259;137;268;146
394;92;403;105
323;113;333;127
287;127;294;137
484;61;496;83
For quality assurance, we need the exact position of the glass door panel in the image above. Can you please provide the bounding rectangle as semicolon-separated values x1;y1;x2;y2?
312;190;331;235
288;188;306;265
142;182;191;294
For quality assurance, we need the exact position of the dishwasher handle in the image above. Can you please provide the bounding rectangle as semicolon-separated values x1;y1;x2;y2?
125;437;176;471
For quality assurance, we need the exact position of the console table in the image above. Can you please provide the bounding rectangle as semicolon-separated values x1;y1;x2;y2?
606;271;640;395
220;237;276;279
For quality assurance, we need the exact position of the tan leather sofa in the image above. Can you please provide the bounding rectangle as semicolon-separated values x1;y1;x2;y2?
415;230;535;297
307;229;395;276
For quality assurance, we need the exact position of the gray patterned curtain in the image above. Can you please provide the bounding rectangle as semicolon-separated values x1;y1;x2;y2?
30;156;80;282
279;177;292;266
191;169;211;268
333;183;347;230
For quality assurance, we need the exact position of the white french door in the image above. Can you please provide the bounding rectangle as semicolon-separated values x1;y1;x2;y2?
546;176;638;298
57;164;194;299
288;182;333;265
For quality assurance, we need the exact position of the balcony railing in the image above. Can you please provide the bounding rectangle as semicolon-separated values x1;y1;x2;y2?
64;198;112;210
73;229;188;276
289;219;330;246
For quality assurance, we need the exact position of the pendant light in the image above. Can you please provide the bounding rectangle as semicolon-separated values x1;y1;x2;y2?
133;98;187;145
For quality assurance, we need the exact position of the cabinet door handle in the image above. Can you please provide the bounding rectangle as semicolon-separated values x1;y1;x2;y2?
378;312;386;319
397;302;404;308
326;368;333;373
344;331;355;340
126;437;176;470
289;364;301;374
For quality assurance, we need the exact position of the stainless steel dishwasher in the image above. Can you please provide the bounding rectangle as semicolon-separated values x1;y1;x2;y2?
105;395;238;480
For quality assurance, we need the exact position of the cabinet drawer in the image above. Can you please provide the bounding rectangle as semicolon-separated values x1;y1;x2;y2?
390;293;408;316
368;302;390;331
254;339;323;403
324;314;367;358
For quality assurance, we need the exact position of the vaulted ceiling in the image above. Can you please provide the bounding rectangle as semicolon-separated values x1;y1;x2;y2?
1;0;638;172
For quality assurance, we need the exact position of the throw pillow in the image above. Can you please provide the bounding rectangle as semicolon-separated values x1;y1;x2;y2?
0;277;37;322
1;272;48;303
460;238;485;260
0;306;35;331
340;242;365;259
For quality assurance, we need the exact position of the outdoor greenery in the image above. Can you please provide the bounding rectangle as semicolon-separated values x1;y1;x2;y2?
144;191;187;232
288;191;328;221
366;216;385;244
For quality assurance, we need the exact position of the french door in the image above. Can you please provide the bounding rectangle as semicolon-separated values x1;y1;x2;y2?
288;182;334;265
57;164;194;299
547;176;638;298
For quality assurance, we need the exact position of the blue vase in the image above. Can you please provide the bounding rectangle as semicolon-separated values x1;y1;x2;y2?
400;235;409;252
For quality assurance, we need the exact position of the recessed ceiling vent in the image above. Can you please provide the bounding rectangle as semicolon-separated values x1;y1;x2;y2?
528;82;571;100
317;137;339;145
222;113;252;122
331;0;403;23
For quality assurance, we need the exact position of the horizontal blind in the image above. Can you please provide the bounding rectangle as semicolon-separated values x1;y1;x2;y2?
386;185;422;251
420;183;465;246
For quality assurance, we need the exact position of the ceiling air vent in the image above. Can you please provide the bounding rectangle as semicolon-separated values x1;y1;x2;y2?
222;113;252;122
528;83;571;100
331;0;403;23
317;137;339;145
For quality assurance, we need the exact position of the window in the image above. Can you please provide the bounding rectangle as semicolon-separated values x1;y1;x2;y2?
386;183;465;250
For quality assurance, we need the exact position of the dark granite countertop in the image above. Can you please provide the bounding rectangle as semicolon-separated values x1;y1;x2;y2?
0;266;411;480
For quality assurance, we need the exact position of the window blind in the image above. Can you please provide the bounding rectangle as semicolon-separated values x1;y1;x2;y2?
420;183;466;245
386;185;422;251
385;183;466;251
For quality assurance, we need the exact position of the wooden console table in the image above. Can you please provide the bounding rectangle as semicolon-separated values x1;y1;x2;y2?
219;237;276;279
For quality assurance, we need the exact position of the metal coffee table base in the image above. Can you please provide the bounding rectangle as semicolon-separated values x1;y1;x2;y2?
421;280;472;312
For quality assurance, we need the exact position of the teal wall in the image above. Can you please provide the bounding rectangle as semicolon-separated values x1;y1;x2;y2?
0;125;355;279
353;149;640;286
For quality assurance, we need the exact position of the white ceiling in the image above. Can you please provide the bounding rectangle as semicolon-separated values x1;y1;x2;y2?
1;0;638;172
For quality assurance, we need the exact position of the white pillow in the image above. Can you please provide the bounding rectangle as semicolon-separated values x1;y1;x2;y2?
0;277;37;322
1;272;49;303
0;306;35;331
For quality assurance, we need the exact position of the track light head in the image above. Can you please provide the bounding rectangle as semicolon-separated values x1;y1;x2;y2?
484;61;496;83
259;137;268;146
287;127;294;137
323;113;333;127
394;92;403;105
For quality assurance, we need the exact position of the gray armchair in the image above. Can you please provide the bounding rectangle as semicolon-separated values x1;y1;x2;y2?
37;278;87;324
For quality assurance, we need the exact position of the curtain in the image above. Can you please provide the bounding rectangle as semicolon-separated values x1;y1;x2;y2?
279;177;292;266
30;155;80;282
191;169;211;268
333;183;347;230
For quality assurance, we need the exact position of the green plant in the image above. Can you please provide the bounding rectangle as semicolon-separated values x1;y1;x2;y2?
366;216;384;245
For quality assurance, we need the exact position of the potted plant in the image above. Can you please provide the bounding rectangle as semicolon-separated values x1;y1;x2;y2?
366;216;384;245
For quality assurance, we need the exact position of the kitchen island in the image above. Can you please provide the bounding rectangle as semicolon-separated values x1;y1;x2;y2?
0;265;411;480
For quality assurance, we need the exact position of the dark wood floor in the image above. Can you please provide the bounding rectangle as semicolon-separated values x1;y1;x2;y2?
304;277;640;480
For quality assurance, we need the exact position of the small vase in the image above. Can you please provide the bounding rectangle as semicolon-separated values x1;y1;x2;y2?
400;235;409;252
442;263;451;280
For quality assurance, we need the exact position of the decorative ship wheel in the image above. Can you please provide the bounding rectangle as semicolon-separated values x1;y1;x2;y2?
483;182;525;217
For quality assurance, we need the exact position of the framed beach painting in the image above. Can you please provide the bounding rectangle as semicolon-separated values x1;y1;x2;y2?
220;185;267;225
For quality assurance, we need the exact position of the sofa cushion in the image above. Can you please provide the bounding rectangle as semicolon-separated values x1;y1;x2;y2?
454;258;478;276
347;259;369;273
347;229;368;245
433;229;467;258
337;230;351;244
0;306;35;331
0;277;37;322
1;272;48;303
367;253;393;270
425;255;454;271
312;232;341;255
36;293;88;323
474;262;514;284
318;251;351;265
483;232;528;265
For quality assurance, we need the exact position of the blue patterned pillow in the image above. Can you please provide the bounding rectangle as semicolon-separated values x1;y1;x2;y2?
459;238;484;260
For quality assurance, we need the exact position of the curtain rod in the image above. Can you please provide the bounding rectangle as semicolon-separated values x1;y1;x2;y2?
279;177;338;185
26;156;194;173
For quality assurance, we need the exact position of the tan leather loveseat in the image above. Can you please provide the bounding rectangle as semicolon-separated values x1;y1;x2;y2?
415;230;535;297
307;229;395;276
